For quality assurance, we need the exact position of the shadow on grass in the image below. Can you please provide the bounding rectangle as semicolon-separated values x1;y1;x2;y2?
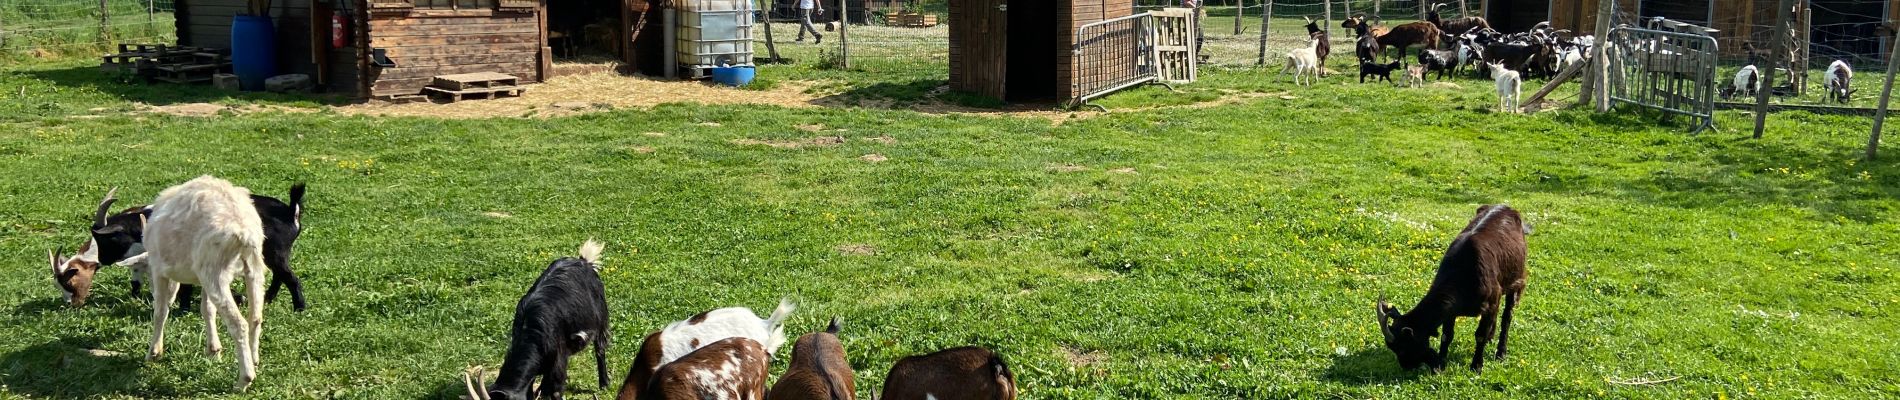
0;338;152;399
19;65;356;107
1319;346;1425;385
809;78;1066;113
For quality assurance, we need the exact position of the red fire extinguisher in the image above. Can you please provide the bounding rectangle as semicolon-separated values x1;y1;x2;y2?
332;10;351;48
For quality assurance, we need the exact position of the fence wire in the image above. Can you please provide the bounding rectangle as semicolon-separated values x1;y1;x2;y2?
2;0;177;59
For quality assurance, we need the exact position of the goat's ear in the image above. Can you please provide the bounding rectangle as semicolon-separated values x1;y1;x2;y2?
92;224;126;236
827;316;842;334
1398;327;1415;338
49;248;63;275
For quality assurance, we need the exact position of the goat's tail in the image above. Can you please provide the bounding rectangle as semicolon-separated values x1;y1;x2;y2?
990;354;1018;400
578;239;605;267
287;182;306;209
762;297;796;353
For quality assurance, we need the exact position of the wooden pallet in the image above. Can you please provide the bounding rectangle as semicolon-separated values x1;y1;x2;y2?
423;85;526;102
431;72;520;91
892;13;937;28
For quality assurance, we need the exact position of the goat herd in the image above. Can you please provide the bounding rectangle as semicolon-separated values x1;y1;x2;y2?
44;175;1533;398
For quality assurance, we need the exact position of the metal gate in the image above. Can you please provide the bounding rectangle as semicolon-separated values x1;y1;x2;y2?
1070;8;1197;106
1605;25;1718;133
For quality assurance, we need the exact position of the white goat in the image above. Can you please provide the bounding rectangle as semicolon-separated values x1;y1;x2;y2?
135;176;269;391
1732;65;1760;98
1282;38;1322;86
1489;62;1521;114
657;299;796;364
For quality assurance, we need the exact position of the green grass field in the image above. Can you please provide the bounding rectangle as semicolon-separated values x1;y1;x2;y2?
3;21;1900;398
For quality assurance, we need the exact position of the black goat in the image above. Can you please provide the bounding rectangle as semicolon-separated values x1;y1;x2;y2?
1377;205;1529;373
470;240;612;400
1358;61;1401;83
1480;41;1543;78
53;184;309;311
1417;49;1458;80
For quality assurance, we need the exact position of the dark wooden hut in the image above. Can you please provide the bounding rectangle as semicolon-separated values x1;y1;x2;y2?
947;0;1133;102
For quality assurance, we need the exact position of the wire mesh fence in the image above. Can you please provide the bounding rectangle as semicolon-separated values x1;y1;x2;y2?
1;0;178;59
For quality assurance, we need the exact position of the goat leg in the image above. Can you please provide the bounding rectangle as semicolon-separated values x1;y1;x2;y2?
1434;319;1455;372
542;356;571;400
148;278;180;361
1471;309;1499;373
1494;291;1519;361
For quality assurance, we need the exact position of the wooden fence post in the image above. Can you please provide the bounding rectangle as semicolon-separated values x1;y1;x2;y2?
101;0;112;43
843;0;851;68
1373;0;1379;18
1459;0;1468;18
149;0;156;23
1754;0;1795;139
761;0;781;62
1322;0;1331;39
1589;0;1614;111
1868;29;1900;159
1234;0;1243;35
1255;0;1270;65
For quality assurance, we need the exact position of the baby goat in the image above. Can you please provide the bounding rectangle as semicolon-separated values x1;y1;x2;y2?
468;240;612;400
1724;65;1760;99
139;176;270;391
1377;205;1529;373
1283;37;1323;86
1488;62;1521;114
879;347;1016;400
1358;61;1401;84
767;317;855;400
53;184;308;311
1825;60;1855;104
613;300;796;400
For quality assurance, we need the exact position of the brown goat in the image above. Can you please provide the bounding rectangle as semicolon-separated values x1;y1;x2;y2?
878;347;1015;400
1343;16;1439;63
644;337;770;400
612;331;666;400
766;317;855;400
1377;204;1529;373
1427;3;1489;37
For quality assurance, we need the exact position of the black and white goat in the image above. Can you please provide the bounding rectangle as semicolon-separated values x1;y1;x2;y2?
467;240;612;400
880;347;1017;400
1377;205;1529;373
1722;65;1760;100
139;176;272;391
1825;60;1855;104
52;184;308;311
1417;49;1458;81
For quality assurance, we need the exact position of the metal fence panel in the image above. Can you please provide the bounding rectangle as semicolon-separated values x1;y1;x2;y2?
1607;26;1719;133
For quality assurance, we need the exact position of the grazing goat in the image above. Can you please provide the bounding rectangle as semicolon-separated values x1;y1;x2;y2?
1283;37;1322;86
1377;205;1529;373
879;347;1016;400
467;240;612;400
1427;3;1489;38
1358;61;1401;84
611;300;795;400
53;184;309;311
1723;65;1761;99
139;176;269;391
1490;62;1522;114
1404;65;1425;88
767;317;855;400
643;337;771;400
1375;21;1443;64
1303;16;1332;75
1417;49;1458;80
1825;60;1855;103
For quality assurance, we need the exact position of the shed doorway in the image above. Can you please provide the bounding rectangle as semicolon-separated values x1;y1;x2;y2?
1005;1;1058;101
547;0;625;61
1487;0;1549;34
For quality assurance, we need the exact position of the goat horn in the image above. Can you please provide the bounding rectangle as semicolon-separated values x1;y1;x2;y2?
463;365;490;400
92;187;119;229
50;248;63;275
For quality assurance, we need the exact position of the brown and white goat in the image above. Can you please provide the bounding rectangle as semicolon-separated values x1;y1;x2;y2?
879;347;1016;400
1376;204;1529;373
612;300;795;400
139;176;270;391
643;337;771;400
767;317;854;400
1343;16;1441;63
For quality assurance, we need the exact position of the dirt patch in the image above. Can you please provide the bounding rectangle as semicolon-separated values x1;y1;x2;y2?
1108;167;1138;174
333;72;821;119
860;153;888;163
731;136;846;149
796;124;827;132
1048;164;1089;173
144;103;229;117
642;132;667;137
861;135;897;144
835;244;878;256
1059;345;1106;368
482;211;513;219
1428;82;1463;90
630;146;657;154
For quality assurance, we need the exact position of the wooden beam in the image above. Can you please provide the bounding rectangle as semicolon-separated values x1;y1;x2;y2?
1753;0;1795;139
1869;26;1900;159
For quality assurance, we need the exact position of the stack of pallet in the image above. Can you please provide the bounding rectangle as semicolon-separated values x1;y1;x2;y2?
100;44;231;84
892;12;937;28
423;72;526;103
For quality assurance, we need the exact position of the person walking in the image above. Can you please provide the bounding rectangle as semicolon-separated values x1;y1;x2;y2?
796;0;825;44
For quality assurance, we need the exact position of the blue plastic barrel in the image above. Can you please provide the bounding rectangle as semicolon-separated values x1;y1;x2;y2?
230;15;277;91
710;66;755;87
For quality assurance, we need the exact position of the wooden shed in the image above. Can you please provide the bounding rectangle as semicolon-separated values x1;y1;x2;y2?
172;0;670;98
947;0;1133;102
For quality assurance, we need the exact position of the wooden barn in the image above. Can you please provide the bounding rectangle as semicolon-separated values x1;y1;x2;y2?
947;0;1133;102
1528;0;1898;61
171;0;673;98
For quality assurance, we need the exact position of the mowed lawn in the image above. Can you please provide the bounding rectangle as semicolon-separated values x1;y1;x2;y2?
1;55;1897;399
